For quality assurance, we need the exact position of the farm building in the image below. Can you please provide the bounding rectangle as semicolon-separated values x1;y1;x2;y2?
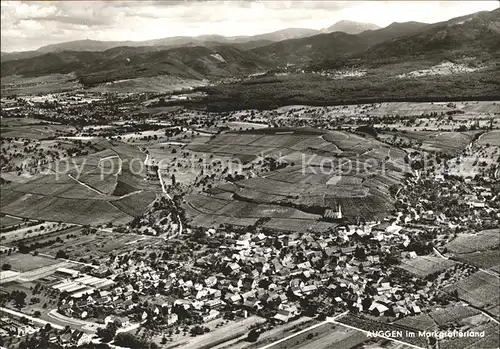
52;273;115;298
56;267;80;278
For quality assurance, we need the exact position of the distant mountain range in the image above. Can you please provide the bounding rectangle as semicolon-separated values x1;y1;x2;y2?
32;28;321;54
251;20;429;65
1;9;499;87
0;21;378;61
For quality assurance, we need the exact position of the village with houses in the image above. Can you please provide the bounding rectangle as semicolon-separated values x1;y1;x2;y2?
1;90;499;349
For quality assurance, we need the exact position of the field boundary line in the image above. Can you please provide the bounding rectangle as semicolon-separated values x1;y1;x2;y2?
109;200;138;219
6;188;109;201
434;247;500;278
113;189;143;200
68;173;106;196
38;252;98;269
327;317;426;349
258;319;328;349
109;148;123;175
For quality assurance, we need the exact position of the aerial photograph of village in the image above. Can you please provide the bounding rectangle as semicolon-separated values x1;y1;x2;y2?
0;1;499;349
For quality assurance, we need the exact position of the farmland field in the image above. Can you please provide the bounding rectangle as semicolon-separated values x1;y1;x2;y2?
0;141;158;225
33;229;154;262
464;323;500;349
446;271;500;311
1;222;75;244
90;75;206;93
264;322;368;349
0;215;23;230
187;212;259;228
163;315;266;349
394;313;437;331
444;143;499;178
0;118;58;127
477;130;500;147
111;191;157;217
184;128;409;227
263;218;337;232
398;255;456;278
439;322;499;349
0;123;76;140
445;229;500;254
381;130;476;155
1;73;83;95
336;313;427;348
185;192;342;232
112;180;140;196
428;305;481;327
265;101;499;121
3;253;61;272
188;194;321;220
1;192;133;225
453;250;500;270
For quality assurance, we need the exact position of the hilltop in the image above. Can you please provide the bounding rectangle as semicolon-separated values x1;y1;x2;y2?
325;20;380;34
362;9;500;61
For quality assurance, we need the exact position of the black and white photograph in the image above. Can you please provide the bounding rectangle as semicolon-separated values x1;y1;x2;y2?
0;1;499;348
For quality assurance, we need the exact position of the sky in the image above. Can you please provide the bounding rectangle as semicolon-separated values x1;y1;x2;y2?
1;1;498;52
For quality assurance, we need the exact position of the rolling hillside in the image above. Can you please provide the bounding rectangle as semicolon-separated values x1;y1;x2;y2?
1;45;275;86
252;9;499;66
251;20;432;65
1;9;498;90
362;9;500;60
251;31;367;65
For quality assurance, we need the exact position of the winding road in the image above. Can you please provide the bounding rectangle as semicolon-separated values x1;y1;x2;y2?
140;147;183;236
157;167;183;235
1;307;64;330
